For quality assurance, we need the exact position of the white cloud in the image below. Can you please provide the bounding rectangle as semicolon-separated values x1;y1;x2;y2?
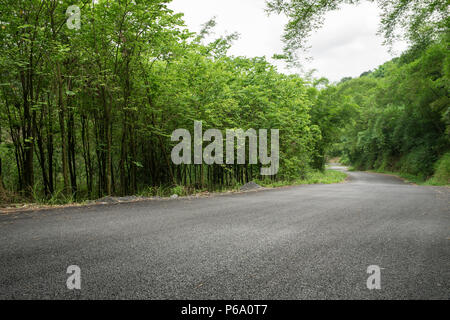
168;0;408;82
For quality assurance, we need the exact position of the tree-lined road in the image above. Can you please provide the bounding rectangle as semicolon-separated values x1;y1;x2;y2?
0;167;448;299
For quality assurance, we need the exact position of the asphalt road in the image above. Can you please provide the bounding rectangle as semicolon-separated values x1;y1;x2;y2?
0;167;449;300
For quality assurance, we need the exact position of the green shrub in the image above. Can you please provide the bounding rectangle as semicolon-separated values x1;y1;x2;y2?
398;146;436;179
429;152;450;185
170;185;188;196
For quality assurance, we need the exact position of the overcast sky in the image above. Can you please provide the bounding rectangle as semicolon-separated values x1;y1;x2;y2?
168;0;408;82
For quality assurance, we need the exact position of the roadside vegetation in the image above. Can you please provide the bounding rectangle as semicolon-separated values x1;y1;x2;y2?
257;170;348;188
333;37;449;186
346;154;449;186
0;0;353;206
269;0;449;186
0;0;448;208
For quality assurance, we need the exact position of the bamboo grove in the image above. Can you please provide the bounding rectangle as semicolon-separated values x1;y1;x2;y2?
0;0;448;204
0;0;333;202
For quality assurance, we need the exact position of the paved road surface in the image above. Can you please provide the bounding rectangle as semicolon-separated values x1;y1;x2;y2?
0;167;448;299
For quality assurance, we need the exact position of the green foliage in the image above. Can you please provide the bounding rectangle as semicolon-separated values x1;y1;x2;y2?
429;152;450;185
1;1;447;206
333;35;449;185
0;0;330;204
257;169;347;188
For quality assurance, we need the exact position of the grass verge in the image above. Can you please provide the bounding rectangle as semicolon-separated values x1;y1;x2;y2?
366;169;449;186
256;169;348;188
1;169;348;211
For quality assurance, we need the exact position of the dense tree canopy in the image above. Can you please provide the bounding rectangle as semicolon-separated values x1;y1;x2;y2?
331;33;449;183
266;0;449;183
0;0;333;204
0;0;448;205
